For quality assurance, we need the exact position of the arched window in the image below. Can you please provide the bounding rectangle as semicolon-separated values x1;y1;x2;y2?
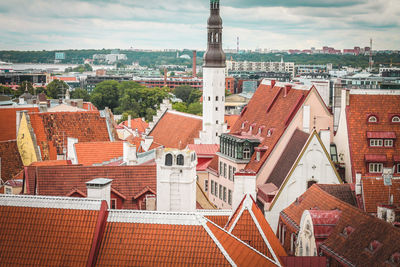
368;115;377;123
177;154;184;165
243;147;251;159
165;153;173;166
392;116;400;123
216;96;219;101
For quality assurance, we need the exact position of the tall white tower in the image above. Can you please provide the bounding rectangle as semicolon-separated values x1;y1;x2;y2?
199;0;226;144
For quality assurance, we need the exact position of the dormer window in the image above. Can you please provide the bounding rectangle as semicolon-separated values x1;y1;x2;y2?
368;115;378;123
384;139;393;147
392;116;400;123
267;129;273;137
243;146;251;159
341;226;355;238
370;139;383;147
367;240;382;254
369;163;383;173
388;252;400;266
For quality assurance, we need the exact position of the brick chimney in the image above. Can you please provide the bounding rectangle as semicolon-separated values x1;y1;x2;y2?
192;50;197;78
271;80;276;88
86;178;112;208
284;84;292;97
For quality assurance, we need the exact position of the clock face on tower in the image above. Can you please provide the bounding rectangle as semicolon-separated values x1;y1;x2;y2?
204;0;226;68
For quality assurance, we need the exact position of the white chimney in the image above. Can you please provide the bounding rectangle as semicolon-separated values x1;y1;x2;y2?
319;130;331;155
141;136;154;152
355;173;362;195
155;148;197;211
303;105;310;133
128;115;132;129
67;137;78;164
19;97;24;105
232;171;257;210
86;178;112;208
123;142;137;165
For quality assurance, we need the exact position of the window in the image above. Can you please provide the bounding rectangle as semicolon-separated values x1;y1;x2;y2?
228;190;232;205
281;226;286;245
111;199;117;209
290;233;296;254
397;164;400;174
215;107;218;111
243;147;251;159
215;182;218;196
205;180;208;192
223;163;227;178
228;166;232;181
369;163;383;173
370;139;383;147
233;167;236;182
5;187;12;194
177;154;184;165
208;96;210;101
307;180;317;188
219;161;223;176
219;185;222;199
368;115;377;123
165;153;173;166
392;116;400;123
216;120;218;124
223;187;227;202
216;96;219;101
384;139;393;147
211;180;215;195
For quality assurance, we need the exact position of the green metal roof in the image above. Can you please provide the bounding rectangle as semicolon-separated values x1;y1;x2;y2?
210;0;219;3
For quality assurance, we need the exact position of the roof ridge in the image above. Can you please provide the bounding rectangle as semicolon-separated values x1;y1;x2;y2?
107;210;205;225
0;194;102;210
167;109;203;120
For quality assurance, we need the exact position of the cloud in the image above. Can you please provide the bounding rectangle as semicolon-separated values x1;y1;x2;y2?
0;0;398;50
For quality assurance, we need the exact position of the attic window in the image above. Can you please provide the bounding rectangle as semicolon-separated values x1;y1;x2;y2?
392;116;400;123
341;226;355;238
368;115;378;123
267;129;273;137
389;252;400;266
367;240;382;254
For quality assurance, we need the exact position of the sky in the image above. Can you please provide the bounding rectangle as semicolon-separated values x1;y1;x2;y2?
0;0;399;51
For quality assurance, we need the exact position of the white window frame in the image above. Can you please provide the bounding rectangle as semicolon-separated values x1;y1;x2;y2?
219;185;222;200
223;187;227;202
369;163;383;173
228;165;232;180
111;198;117;209
5;187;12;195
243;147;251;159
370;139;383;147
368;116;377;123
384;139;393;147
211;180;215;195
392;116;400;123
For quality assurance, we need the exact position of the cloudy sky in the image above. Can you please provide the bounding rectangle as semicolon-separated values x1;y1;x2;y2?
0;0;399;51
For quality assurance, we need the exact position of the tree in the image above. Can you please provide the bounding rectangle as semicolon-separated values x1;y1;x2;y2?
188;89;202;104
71;88;90;101
187;102;202;115
0;85;14;95
172;102;187;113
46;79;69;99
173;85;193;103
90;80;120;110
145;108;156;122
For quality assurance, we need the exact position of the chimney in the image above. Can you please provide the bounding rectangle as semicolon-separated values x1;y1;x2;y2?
141;136;154;152
155;148;197;211
123;141;137;165
18;97;24;105
232;171;257;210
128;115;132;129
67;137;78;164
355;173;362;195
86;178;112;208
284;84;292;97
271;80;276;88
192;50;197;78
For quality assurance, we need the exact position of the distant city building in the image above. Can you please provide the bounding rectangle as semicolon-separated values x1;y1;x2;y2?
295;64;332;75
226;60;295;77
93;53;127;64
54;52;65;60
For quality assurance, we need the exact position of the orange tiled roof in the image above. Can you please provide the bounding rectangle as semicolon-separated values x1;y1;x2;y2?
28;111;110;160
149;110;202;149
229;84;310;172
119;118;149;133
346;93;400;180
225;195;287;265
0;107;39;141
24;165;156;210
0;195;106;267
75;141;124;166
82;102;98;111
97;210;278;266
362;177;400;213
187;144;219;156
224;114;239;130
29;160;71;166
0;140;23;182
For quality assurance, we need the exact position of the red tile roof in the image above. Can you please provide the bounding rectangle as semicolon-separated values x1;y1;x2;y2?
0;140;23;182
281;184;400;266
0;107;39;141
362;177;400;213
226;195;287;265
149;110;202;149
119;118;149;133
224;114;239;130
346;93;400;180
75;141;123;166
28;111;110;160
82;102;98;111
0;195;106;267
97;210;278;266
24;165;156;210
229;84;310;173
187;144;219;156
29;160;71;166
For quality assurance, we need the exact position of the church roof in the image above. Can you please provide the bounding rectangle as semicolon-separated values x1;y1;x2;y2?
0;107;39;141
75;141;124;166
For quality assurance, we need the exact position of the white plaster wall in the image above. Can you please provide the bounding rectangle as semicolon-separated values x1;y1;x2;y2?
265;134;340;232
67;137;78;164
202;67;226;144
87;183;111;208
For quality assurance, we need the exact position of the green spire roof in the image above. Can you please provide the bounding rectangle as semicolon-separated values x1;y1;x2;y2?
211;0;219;3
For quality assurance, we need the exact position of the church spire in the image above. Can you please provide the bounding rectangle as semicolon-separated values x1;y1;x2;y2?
204;0;226;68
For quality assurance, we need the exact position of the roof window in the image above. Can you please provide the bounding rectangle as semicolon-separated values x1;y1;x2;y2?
341;226;355;238
392;116;400;123
367;240;382;254
368;115;378;123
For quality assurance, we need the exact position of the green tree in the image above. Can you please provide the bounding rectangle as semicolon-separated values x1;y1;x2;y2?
15;81;35;97
46;79;69;99
187;102;202;115
71;88;90;101
173;85;193;103
0;85;14;95
90;80;120;110
188;89;202;104
172;102;187;113
145;108;156;122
